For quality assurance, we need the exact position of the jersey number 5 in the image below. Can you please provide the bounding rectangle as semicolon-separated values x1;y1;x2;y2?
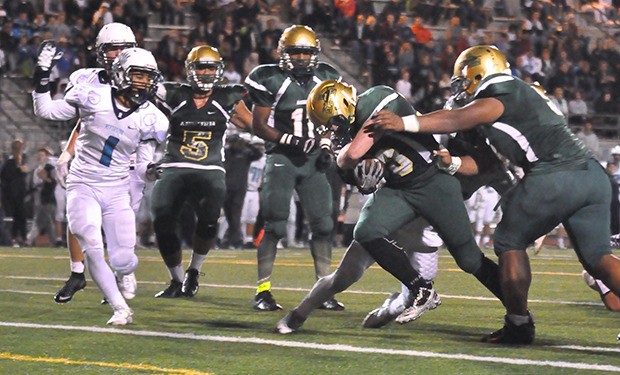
181;131;212;161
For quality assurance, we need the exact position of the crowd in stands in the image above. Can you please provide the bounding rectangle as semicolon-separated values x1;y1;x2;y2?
0;0;619;246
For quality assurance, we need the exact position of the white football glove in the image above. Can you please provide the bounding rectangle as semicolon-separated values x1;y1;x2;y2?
55;150;72;188
279;134;317;154
354;158;385;195
37;40;63;71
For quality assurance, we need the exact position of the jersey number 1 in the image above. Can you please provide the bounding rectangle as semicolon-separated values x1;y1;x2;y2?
99;136;120;167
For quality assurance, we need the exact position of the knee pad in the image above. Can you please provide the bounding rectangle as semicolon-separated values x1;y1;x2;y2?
109;250;138;275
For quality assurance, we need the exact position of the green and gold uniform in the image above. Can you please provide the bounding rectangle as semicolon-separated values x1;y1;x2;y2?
474;74;611;269
351;86;486;274
151;82;246;257
244;61;341;292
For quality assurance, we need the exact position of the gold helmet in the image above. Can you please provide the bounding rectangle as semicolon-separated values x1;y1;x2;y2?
278;25;320;75
451;45;510;101
185;45;224;92
307;80;356;136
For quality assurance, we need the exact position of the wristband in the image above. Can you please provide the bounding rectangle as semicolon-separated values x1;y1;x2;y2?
402;115;420;133
319;138;332;149
279;133;293;145
446;156;462;175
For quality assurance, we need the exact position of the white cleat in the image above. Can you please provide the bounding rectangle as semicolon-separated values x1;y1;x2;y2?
276;311;306;334
395;287;440;324
117;272;137;300
581;270;598;291
106;308;133;326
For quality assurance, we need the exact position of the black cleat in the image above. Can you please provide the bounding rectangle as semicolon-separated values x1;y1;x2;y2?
54;272;86;303
182;269;201;297
155;280;184;298
318;297;345;311
253;290;283;311
482;314;535;345
101;297;109;305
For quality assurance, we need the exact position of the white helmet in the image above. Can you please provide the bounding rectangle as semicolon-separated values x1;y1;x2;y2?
111;48;162;106
96;23;137;71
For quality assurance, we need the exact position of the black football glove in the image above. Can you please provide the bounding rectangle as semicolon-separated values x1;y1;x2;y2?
279;133;317;154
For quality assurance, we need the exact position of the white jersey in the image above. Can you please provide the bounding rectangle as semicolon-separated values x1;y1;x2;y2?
247;154;266;192
67;85;168;184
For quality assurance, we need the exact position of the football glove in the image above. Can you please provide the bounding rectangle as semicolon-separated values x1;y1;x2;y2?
36;40;63;71
55;150;72;188
145;162;163;181
354;158;384;195
315;147;334;172
279;133;317;154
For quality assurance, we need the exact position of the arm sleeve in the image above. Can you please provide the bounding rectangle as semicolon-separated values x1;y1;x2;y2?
32;92;78;120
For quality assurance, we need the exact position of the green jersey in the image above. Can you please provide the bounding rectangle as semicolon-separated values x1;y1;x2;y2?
156;82;247;170
474;74;591;174
244;62;341;154
353;85;440;188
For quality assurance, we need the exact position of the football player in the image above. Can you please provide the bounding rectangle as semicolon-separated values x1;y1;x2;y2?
33;46;169;325
52;23;140;304
151;45;252;298
277;80;503;333
367;45;620;344
244;25;344;311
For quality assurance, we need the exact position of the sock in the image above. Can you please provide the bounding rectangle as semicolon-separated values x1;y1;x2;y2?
310;234;332;279
257;232;279;285
595;279;611;295
257;281;271;294
360;237;426;291
507;313;532;326
188;252;207;273
472;255;504;304
168;264;184;282
71;261;85;274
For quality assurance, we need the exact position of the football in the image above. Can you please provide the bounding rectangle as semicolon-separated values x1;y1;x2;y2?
354;158;385;194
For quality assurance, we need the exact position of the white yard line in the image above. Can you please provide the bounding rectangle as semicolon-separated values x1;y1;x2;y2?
0;322;618;372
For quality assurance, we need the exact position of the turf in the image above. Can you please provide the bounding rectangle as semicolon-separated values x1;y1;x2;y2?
0;246;618;374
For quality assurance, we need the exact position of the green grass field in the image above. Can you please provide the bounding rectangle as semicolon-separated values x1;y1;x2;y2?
0;246;618;374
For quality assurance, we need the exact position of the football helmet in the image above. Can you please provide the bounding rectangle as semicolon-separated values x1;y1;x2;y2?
307;80;356;137
451;45;510;102
111;47;162;106
278;25;320;76
185;45;224;92
95;23;137;72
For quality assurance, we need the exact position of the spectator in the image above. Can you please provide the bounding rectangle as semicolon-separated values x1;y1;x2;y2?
573;59;598;102
594;90;617;115
44;0;64;16
123;0;149;34
0;139;28;247
92;2;113;26
26;147;57;247
575;121;602;161
222;60;241;84
397;41;415;72
549;86;569;118
395;67;412;103
410;16;432;46
568;90;588;122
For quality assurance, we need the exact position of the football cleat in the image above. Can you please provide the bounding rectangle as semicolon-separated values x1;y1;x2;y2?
276;310;307;334
319;297;345;311
481;313;535;345
54;272;86;303
155;279;184;298
611;234;620;248
581;270;599;292
106;308;134;326
395;287;440;324
253;290;282;311
116;272;137;300
182;268;201;297
362;292;402;329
